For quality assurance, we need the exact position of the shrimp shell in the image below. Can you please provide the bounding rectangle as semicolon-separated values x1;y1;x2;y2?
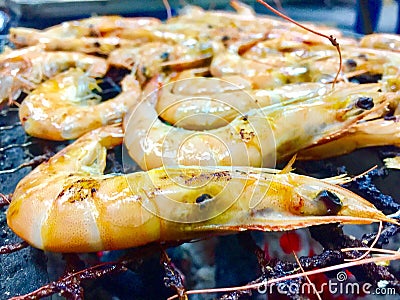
7;125;395;252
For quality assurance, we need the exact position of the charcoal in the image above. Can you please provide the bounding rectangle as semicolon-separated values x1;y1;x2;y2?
0;207;49;298
215;235;260;290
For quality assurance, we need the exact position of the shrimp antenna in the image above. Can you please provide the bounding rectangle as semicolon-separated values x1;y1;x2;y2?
0;241;29;254
167;251;400;299
293;251;322;300
342;221;383;262
255;0;342;89
0;154;51;175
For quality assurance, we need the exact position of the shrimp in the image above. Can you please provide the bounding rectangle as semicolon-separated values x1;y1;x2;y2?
9;15;165;54
210;49;337;89
107;41;213;78
360;33;400;52
245;29;356;53
154;74;329;130
6;125;395;253
124;81;392;170
307;47;400;86
9;27;152;55
19;68;140;140
7;4;261;56
170;1;264;29
212;45;400;88
0;46;108;105
171;0;350;54
45;15;161;37
9;16;161;47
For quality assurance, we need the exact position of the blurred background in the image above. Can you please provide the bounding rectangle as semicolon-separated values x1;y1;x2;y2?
0;0;399;35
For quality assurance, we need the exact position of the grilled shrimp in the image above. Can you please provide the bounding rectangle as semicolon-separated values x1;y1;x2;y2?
154;74;329;130
173;0;341;38
9;10;267;55
0;46;107;105
9;15;163;54
7;125;395;253
10;16;160;47
307;47;400;86
124;81;391;170
9;27;151;55
246;29;356;53
360;33;400;52
107;41;213;78
44;15;160;37
19;68;140;140
213;44;400;88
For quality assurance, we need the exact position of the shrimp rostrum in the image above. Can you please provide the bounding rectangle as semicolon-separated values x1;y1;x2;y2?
6;125;396;253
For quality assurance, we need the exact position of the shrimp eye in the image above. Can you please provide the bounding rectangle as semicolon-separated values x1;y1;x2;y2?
345;59;357;70
196;193;213;203
356;96;374;110
315;190;342;215
160;52;170;61
221;35;230;42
